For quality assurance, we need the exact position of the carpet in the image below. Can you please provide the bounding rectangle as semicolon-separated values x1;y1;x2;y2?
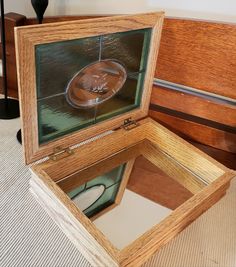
1;117;236;267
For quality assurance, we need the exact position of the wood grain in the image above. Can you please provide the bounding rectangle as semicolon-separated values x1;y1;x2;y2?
4;14;236;101
114;159;136;205
15;12;164;164
33;119;149;182
149;110;236;153
141;141;206;194
120;172;233;267
30;119;235;266
41;118;226;185
57;142;144;192
151;85;236;127
15;13;164;45
145;120;227;182
30;172;119;266
156;18;236;99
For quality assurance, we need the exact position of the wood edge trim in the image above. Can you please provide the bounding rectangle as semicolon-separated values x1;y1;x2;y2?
115;159;136;205
141;140;207;194
30;119;235;266
15;12;165;32
90;203;118;222
146;118;229;174
119;171;234;266
56;142;143;191
30;168;120;260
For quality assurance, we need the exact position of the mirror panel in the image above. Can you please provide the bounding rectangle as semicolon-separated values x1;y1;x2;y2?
68;165;126;218
58;140;205;250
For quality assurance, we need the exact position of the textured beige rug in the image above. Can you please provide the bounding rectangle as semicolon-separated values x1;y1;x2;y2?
1;117;236;267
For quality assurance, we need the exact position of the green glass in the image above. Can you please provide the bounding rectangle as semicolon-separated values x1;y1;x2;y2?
95;76;140;122
67;184;85;199
36;37;100;99
37;95;96;143
85;184;120;218
68;164;126;218
86;165;125;188
36;28;152;145
102;29;148;73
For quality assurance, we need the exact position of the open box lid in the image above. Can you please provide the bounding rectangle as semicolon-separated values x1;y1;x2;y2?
15;12;164;164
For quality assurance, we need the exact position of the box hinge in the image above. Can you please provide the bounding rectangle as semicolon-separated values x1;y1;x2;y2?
50;146;74;161
121;118;139;131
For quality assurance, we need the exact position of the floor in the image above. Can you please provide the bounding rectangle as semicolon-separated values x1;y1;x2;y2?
1;116;236;267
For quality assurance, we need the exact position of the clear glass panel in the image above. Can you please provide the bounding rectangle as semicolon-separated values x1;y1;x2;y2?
67;165;126;218
35;28;152;145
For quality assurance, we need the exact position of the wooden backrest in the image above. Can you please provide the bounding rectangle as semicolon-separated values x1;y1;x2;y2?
149;18;236;156
156;18;236;99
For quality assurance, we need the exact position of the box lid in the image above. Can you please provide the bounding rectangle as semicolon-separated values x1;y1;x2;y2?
15;12;164;164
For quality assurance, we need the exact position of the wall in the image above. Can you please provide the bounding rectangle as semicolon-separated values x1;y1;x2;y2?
4;0;236;23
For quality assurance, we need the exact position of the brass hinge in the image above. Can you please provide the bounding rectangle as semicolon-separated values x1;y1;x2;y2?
50;146;74;161
121;118;139;131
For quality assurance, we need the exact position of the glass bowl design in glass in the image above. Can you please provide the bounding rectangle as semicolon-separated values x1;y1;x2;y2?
65;60;127;109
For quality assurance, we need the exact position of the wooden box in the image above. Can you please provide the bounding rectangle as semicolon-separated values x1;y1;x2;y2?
15;13;235;267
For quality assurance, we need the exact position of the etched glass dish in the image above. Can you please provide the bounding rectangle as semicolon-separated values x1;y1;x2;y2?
65;60;127;108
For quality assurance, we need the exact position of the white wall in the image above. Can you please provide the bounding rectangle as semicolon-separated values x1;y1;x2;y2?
4;0;236;23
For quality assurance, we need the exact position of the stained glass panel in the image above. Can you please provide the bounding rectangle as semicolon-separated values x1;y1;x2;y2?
36;28;152;144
